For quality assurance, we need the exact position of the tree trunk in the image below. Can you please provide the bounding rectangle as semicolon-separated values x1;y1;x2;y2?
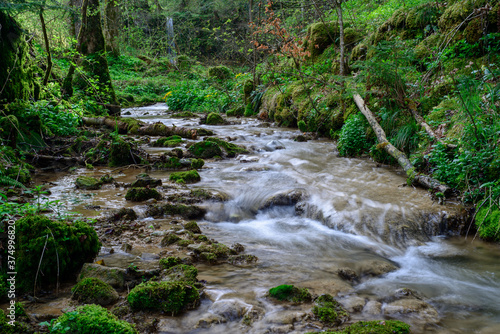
68;0;83;40
336;0;346;76
353;94;450;194
40;7;53;86
104;0;120;57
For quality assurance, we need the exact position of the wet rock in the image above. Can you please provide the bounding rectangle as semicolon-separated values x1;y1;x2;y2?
260;189;307;209
363;300;382;315
384;298;439;323
228;254;258;265
163;264;198;283
71;277;119;306
337;267;359;282
205;112;226;125
294;135;308;142
231;243;245;253
264;140;285;151
339;295;366;313
479;325;500;334
78;263;126;290
196;313;226;328
265;325;294;333
238;155;259;163
394;287;424;300
125;187;162;201
184;221;202;234
265;310;308;325
313;294;349;326
106;208;137;222
147;203;206;219
357;259;399;278
169;170;201;184
131;174;162;188
301;278;353;296
120;243;133;253
189;188;229;202
75;176;102;190
188;141;223;159
159;256;183;269
208;299;252;321
161;234;181;246
268;284;312;303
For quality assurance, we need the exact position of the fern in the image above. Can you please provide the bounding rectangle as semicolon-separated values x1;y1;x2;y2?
0;175;26;189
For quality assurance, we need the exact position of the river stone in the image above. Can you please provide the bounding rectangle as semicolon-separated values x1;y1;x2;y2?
300;278;353;296
238;155;260;163
337;267;359;282
265;310;308;325
78;263;126;290
338;295;366;312
356;259;399;277
260;189;307;209
75;176;102;190
131;174;162;188
196;313;226;328
208;299;252;321
384;298;439;322
363;300;382;315
264;140;285;151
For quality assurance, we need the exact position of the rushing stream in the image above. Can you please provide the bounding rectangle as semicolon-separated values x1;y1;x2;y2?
38;104;500;333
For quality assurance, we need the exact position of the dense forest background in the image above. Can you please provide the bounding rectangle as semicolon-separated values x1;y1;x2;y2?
1;0;500;238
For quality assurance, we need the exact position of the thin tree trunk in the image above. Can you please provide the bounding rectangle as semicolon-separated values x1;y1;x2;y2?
105;0;120;57
353;94;450;194
336;0;346;76
409;107;457;148
39;7;53;86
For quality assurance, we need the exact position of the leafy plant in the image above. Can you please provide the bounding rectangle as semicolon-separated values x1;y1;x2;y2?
338;113;372;157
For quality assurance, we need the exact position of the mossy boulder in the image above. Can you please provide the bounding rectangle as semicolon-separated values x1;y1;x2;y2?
206;112;226;125
438;0;477;32
72;277;119;306
351;43;368;61
191;158;205;170
78;263;126;290
304;22;339;59
184;221;201;234
227;105;245;117
110;137;134;167
189;141;223;158
130;174;162;188
268;284;312;303
152;135;184;147
205;137;248;157
76;176;102;190
127;280;200;314
109;208;137;221
208;66;232;80
161;233;182;246
16;216;101;292
49;304;137;334
323;320;411;334
164;264;198;283
159;256;183;269
147;203;206;219
187;242;235;263
125;187;162;201
312;294;349;326
169;170;201;184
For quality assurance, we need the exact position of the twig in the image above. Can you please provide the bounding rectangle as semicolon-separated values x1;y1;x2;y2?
34;234;49;298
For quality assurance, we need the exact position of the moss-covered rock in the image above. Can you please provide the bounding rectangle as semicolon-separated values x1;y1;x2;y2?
127;280;200;314
164;264;198;283
184;221;202;234
206;112;226;125
438;0;477;32
152;135;184;147
169;170;201;184
49;304;137;334
350;43;368;62
130;174;162;188
304;22;339;59
72;277;119;306
159;256;183;269
227;105;245;117
16;216;101;292
76;176;102;190
78;263;126;290
108;208;137;221
312;294;349;326
189;141;223;158
205;137;248;157
110;137;135;167
268;284;312;303
161;234;182;246
125;187;162;201
147;203;206;219
208;66;232;80
321;320;411;334
190;158;205;170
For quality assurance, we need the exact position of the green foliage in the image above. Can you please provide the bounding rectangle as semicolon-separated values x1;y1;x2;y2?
127;280;199;314
169;170;201;184
268;284;312;303
46;304;137;334
71;277;118;306
16;215;101;292
474;202;500;241
164;264;198;283
312;294;349;326
244;102;254;117
320;320;411;334
338;113;371;157
208;66;232;80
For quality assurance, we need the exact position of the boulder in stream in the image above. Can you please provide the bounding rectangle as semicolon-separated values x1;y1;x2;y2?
75;176;102;190
264;140;285;151
260;189;307;209
383;298;439;323
78;263;126;290
130;173;162;188
125;187;162;201
71;277;119;306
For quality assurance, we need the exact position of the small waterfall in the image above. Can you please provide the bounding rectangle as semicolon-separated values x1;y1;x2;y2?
166;17;177;64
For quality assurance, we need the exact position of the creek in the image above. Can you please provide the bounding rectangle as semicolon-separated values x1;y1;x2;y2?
38;104;500;333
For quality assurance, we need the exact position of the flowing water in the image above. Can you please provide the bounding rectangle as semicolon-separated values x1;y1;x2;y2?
39;104;500;333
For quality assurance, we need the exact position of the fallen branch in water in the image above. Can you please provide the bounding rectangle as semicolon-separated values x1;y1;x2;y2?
353;93;450;194
137;122;198;139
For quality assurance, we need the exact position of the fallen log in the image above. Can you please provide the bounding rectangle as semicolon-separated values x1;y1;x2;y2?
353;93;450;194
408;107;457;149
137;122;198;139
82;117;129;134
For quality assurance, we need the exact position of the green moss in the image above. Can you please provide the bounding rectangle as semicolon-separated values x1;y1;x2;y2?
344;27;361;46
190;158;205;170
161;234;181;246
205;137;248;158
244;102;254;117
127;280;199;314
268;284;312;303
177;239;193;247
110;208;137;221
109;137;134;167
125;187;162;201
72;277;119;306
438;0;478;32
16;216;101;292
304;22;339;59
312;294;349;326
159;256;183;269
184;221;202;234
227;105;245;117
405;5;440;30
156;156;183;169
49;304;137;334
188;141;223;158
165;264;198;283
195;234;209;242
298;120;308;132
207;66;232;80
171;111;196;118
152;135;184;147
76;176;102;190
319;320;411;334
464;18;483;43
5;165;31;184
170;170;201;184
475;203;500;241
206;112;226;125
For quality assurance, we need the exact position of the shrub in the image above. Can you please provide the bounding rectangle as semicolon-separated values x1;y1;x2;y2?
338;113;371;157
47;304;137;333
208;66;232;80
127;280;199;314
16;216;101;292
